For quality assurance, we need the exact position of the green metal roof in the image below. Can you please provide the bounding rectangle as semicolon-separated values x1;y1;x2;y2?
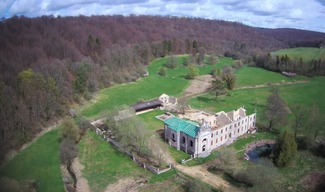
164;117;200;138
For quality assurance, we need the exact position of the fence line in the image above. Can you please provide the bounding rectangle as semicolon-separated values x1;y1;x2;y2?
93;124;172;175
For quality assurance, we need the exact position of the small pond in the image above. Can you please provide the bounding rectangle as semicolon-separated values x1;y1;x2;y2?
247;144;275;162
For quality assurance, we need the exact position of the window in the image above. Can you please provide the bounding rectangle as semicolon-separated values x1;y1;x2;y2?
211;133;213;137
211;141;213;145
182;136;185;143
238;122;240;126
245;119;247;122
221;129;223;134
203;138;207;142
190;140;193;147
225;135;227;139
216;131;218;135
226;127;227;131
238;129;239;133
216;138;218;143
221;136;223;141
172;133;175;139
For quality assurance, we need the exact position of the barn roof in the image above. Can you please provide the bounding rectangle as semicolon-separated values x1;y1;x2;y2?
131;99;163;112
164;117;200;138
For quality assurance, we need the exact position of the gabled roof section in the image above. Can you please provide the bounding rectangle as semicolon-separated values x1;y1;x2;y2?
164;117;200;138
131;99;162;112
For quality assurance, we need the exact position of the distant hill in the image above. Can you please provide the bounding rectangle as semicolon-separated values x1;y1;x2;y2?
272;47;325;61
258;28;325;48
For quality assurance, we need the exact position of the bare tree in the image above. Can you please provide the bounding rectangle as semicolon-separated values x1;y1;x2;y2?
291;104;305;139
265;88;289;132
149;137;167;167
59;139;78;166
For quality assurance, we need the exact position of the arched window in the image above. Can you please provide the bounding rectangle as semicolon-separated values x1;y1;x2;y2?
202;138;207;142
190;140;193;147
202;145;206;151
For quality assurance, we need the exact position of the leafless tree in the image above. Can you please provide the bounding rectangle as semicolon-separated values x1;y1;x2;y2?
265;88;289;132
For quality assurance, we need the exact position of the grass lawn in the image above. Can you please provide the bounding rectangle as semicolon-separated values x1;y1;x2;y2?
138;110;165;131
190;87;270;115
79;130;153;192
235;66;307;87
0;129;64;192
272;47;325;61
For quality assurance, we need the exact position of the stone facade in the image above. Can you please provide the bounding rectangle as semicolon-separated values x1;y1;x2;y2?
164;107;257;157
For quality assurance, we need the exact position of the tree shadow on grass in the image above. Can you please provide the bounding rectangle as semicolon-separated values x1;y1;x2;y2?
196;96;215;103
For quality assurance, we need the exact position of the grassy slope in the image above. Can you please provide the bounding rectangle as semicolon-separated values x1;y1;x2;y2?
0;129;64;192
79;130;152;192
80;56;234;119
272;47;325;61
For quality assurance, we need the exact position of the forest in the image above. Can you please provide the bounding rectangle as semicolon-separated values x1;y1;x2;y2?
1;15;325;162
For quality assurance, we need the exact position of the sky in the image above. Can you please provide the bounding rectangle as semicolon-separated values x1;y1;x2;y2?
1;0;325;32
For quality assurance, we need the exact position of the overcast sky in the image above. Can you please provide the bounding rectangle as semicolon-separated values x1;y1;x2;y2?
1;0;325;32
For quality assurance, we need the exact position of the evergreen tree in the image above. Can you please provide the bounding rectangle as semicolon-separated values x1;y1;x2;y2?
273;130;297;167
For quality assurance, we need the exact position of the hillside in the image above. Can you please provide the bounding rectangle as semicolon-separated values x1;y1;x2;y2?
1;15;325;162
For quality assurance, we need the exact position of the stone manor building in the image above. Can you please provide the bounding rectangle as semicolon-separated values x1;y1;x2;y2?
164;107;256;157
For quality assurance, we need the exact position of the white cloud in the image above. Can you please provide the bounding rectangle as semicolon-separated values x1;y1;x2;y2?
2;0;325;32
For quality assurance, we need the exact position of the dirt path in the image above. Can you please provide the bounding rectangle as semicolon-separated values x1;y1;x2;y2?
72;158;91;192
175;164;242;192
236;80;309;90
1;120;61;167
182;75;213;98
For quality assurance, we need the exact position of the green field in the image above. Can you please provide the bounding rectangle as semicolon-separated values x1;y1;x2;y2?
79;130;152;191
138;110;165;131
272;47;325;61
235;66;307;87
0;129;64;192
80;56;234;119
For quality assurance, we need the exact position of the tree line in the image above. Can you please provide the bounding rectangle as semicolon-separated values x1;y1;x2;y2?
255;53;325;76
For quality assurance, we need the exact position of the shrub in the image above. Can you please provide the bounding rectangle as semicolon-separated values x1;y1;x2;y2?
158;67;167;76
59;118;79;143
186;65;199;79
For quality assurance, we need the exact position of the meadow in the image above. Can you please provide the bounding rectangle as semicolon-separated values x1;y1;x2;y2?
271;47;325;61
80;56;233;118
0;129;64;192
